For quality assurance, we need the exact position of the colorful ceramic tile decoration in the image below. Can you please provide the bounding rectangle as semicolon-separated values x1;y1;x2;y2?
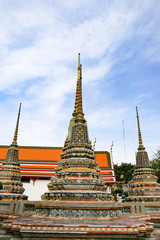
126;107;160;202
0;104;28;200
41;54;112;202
0;55;159;240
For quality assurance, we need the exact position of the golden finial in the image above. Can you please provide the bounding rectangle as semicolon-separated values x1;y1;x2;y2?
11;103;22;146
136;106;145;150
72;53;84;119
78;52;80;68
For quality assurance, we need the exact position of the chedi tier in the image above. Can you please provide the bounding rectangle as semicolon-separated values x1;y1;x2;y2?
127;107;160;202
0;104;27;200
41;54;112;201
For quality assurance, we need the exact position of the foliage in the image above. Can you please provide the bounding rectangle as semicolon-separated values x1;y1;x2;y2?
150;149;160;183
114;163;135;184
121;191;129;202
114;195;117;202
115;187;123;194
111;188;117;201
111;187;115;195
123;191;128;197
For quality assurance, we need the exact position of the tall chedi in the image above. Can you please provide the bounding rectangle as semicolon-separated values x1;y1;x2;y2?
0;104;27;200
42;54;112;201
127;107;160;202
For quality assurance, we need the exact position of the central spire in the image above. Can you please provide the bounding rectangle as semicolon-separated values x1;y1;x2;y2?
136;106;145;151
72;53;84;119
41;54;112;202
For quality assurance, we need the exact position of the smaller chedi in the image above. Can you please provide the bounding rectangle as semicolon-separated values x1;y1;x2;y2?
0;104;27;200
41;54;112;202
127;107;160;202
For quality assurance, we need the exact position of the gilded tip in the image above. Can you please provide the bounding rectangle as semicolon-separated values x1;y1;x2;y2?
11;103;22;147
136;106;144;150
136;106;139;119
78;53;80;68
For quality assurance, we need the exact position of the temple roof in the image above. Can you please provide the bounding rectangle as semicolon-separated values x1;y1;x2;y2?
0;145;116;183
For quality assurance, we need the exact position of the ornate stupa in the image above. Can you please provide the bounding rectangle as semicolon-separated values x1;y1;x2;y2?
41;54;112;201
127;107;160;202
0;104;27;200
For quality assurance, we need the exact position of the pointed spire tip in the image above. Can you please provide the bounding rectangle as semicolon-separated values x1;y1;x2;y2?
11;103;22;147
136;106;145;150
78;53;80;68
72;54;84;118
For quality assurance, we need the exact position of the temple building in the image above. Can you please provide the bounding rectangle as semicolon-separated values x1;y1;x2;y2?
126;107;160;202
0;146;115;200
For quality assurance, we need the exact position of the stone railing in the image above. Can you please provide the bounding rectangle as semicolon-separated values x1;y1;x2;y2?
0;200;160;218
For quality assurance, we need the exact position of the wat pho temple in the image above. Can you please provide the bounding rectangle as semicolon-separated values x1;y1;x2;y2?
0;54;160;239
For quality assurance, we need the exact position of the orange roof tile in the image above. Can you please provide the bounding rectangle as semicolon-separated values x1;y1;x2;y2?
19;148;62;161
0;146;116;183
0;147;62;161
0;148;8;159
0;146;111;167
95;153;109;168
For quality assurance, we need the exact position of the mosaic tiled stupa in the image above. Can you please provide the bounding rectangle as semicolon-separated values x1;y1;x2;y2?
0;57;156;240
41;54;112;201
0;104;27;200
127;107;160;202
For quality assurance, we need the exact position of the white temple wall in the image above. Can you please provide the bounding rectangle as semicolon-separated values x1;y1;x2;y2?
23;178;50;201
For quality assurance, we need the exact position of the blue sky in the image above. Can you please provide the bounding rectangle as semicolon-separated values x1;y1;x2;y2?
0;0;160;164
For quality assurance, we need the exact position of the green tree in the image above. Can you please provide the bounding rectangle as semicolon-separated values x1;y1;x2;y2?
114;163;135;184
115;187;123;196
111;188;117;201
150;149;160;183
123;191;128;197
